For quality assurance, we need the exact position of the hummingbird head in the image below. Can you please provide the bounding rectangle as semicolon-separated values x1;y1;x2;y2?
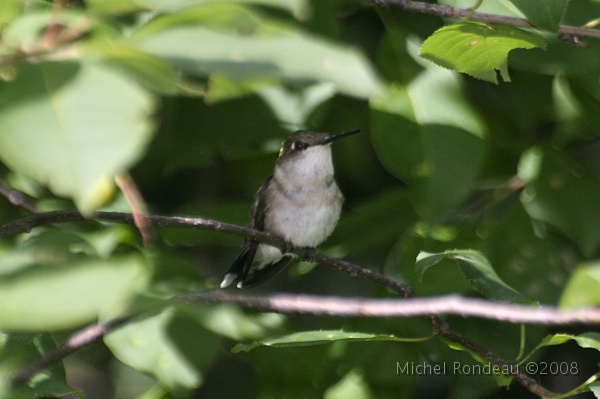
274;129;361;186
277;129;361;160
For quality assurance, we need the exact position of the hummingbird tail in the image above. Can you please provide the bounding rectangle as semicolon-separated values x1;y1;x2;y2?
219;272;238;288
220;246;252;288
237;256;293;288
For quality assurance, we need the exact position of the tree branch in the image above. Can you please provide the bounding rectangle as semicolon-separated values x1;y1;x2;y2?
364;0;600;40
1;210;560;397
0;210;414;297
178;290;600;325
10;316;132;388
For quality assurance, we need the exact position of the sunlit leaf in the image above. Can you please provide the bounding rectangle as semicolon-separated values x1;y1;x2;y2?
324;369;373;399
133;0;311;20
105;306;221;396
132;5;381;99
419;22;546;83
0;61;155;213
560;261;600;308
232;330;419;353
508;0;569;31
416;250;530;303
0;253;147;330
538;332;600;351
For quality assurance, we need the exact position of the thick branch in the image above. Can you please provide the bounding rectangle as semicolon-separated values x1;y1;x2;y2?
179;291;600;325
0;210;413;297
365;0;600;40
0;210;556;397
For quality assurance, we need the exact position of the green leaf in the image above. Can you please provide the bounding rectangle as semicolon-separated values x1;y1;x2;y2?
134;0;311;19
0;251;147;330
324;369;373;399
232;330;422;353
132;5;380;99
590;381;600;399
419;22;547;83
0;0;22;30
104;306;221;396
540;332;600;351
560;261;600;308
439;0;525;18
519;149;600;256
197;305;286;341
0;333;81;399
371;68;486;221
0;61;155;214
84;0;139;14
83;40;185;95
508;0;569;31
520;333;600;368
444;339;515;387
416;250;530;303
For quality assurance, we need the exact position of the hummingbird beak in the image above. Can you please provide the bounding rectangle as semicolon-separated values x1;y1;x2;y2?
321;129;361;145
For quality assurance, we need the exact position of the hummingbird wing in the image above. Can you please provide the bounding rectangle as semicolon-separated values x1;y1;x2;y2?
220;176;271;288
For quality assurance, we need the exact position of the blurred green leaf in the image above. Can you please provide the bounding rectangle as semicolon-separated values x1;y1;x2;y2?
83;40;186;95
440;0;525;17
134;0;311;19
329;189;416;254
105;306;221;396
0;252;147;330
0;0;22;31
84;0;139;14
0;333;81;399
371;64;486;220
232;330;423;353
2;9;82;48
324;369;373;399
132;5;381;99
256;83;336;130
0;61;155;214
196;305;285;341
485;203;575;304
508;0;569;31
419;22;546;83
560;261;600;308
520;149;600;256
416;250;530;303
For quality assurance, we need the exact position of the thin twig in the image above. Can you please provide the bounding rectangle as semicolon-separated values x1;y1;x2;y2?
365;0;600;39
115;174;154;247
0;181;38;213
10;316;132;387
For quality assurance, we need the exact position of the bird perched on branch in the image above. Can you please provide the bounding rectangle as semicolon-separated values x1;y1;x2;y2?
220;129;360;288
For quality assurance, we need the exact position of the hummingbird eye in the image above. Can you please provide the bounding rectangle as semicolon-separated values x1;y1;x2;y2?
291;141;308;151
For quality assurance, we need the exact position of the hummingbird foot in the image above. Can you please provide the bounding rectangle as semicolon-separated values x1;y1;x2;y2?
282;240;295;254
300;246;318;262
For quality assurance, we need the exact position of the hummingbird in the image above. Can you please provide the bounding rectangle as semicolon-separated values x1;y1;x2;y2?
220;129;361;289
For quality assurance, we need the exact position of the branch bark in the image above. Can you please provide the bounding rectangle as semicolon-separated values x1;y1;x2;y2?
10;316;132;388
178;290;600;325
364;0;600;40
2;210;563;397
